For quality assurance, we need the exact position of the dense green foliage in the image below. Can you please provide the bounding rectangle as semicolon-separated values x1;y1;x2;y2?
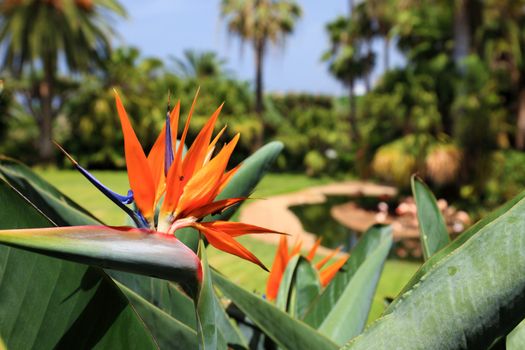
1;49;349;176
2;0;524;208
316;0;525;210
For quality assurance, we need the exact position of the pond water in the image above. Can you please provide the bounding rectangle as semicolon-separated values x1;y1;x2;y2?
289;195;400;251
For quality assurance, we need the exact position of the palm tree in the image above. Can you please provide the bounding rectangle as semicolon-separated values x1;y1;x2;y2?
221;0;302;147
172;50;230;79
365;0;394;71
0;0;126;163
323;9;375;142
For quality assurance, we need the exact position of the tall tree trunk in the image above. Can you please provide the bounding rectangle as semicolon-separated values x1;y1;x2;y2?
349;79;359;142
453;0;470;71
38;59;55;164
365;39;372;93
254;39;265;150
347;0;358;143
384;36;390;72
516;86;525;150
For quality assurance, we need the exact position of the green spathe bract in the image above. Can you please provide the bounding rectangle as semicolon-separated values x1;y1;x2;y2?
0;225;202;297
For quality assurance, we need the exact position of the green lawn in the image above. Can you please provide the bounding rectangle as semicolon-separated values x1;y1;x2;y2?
36;169;420;322
36;169;334;224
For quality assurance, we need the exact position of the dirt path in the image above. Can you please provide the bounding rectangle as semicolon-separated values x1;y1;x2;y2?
239;181;397;255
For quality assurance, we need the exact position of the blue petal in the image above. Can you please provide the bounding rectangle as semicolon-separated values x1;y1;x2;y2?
54;141;149;229
76;164;133;205
164;108;175;176
136;210;150;228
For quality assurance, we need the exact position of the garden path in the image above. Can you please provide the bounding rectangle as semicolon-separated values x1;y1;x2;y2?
240;181;397;255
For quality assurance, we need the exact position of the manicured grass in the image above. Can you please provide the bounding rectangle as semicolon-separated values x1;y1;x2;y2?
36;169;132;225
250;173;333;197
36;169;333;224
36;169;420;322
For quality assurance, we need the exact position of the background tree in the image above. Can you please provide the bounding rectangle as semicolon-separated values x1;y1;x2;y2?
365;0;395;71
322;7;375;143
0;0;125;163
477;0;525;149
172;50;230;80
220;0;302;148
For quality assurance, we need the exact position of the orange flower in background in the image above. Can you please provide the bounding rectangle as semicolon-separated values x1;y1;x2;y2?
59;90;282;270
265;236;349;300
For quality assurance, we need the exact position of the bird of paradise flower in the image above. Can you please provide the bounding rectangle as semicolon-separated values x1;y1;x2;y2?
266;236;349;300
50;90;283;271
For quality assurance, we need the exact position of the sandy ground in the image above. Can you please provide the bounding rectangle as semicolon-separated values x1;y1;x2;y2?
239;181;397;255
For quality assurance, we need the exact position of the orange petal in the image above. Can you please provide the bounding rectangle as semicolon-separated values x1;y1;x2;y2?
183;197;247;219
306;238;322;261
217;163;241;194
266;236;289;300
319;255;349;287
207;125;227;154
290;239;302;257
174;88;199;177
202;125;228;166
162;90;199;216
161;152;183;214
182;104;223;180
199;221;286;237
175;134;240;216
147;101;181;200
114;91;155;219
192;222;267;271
315;246;342;270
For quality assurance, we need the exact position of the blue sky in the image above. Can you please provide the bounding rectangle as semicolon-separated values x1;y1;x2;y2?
114;1;402;95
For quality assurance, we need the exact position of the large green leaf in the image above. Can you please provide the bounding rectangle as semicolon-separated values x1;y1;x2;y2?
211;289;248;350
196;240;227;350
316;226;392;345
212;270;339;350
275;255;301;311
386;189;525;313
195;241;247;350
303;225;392;330
0;157;101;226
0;156;97;220
288;257;321;319
411;175;449;260
275;255;321;319
0;178;157;349
109;271;197;329
507;318;525;349
117;282;198;349
196;241;245;349
343;194;525;349
179;141;283;252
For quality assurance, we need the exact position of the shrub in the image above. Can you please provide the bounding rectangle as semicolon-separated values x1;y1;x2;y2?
425;143;462;186
304;150;327;176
